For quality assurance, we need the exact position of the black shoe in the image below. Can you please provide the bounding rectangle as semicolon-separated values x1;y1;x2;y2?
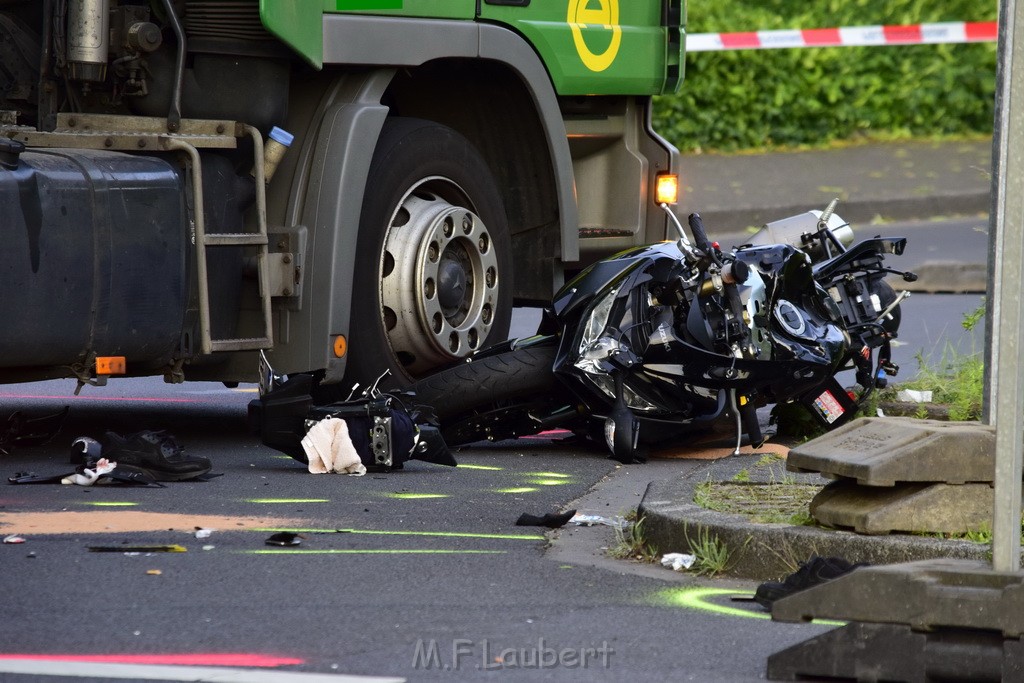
100;430;212;482
754;556;867;610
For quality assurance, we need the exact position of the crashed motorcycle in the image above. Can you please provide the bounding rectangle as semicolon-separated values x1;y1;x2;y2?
411;201;916;463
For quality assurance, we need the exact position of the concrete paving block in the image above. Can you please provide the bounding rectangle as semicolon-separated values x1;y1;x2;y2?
767;621;1024;682
809;479;995;535
787;417;995;486
771;559;1024;639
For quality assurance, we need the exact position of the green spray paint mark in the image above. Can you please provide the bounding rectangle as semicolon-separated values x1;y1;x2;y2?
254;528;545;541
245;498;330;504
456;464;504;471
82;502;138;507
335;0;403;10
241;549;506;555
527;479;572;487
494;487;538;494
525;472;572;478
657;587;844;625
387;493;450;500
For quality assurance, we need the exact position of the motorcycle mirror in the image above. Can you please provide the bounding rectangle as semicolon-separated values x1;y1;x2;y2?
658;202;693;248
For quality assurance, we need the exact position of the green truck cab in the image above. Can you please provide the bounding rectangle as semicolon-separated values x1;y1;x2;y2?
0;0;685;393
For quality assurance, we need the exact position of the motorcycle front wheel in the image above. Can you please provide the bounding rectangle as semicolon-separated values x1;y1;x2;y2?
411;343;576;445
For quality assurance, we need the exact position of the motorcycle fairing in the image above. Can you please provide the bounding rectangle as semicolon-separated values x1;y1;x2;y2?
551;238;851;428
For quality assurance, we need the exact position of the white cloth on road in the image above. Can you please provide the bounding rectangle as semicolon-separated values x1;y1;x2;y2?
61;457;117;486
301;417;367;476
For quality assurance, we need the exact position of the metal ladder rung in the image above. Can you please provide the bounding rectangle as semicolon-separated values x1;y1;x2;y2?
204;233;268;247
165;126;275;357
210;337;273;353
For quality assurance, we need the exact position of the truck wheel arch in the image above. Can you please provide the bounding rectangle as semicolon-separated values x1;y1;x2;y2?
265;20;579;385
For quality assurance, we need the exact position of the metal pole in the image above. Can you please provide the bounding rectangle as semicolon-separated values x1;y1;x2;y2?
989;0;1024;571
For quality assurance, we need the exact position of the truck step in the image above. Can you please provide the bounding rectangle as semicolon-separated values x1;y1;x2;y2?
209;337;272;353
203;233;268;247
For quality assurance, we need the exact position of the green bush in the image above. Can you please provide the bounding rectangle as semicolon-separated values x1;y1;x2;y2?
655;0;999;152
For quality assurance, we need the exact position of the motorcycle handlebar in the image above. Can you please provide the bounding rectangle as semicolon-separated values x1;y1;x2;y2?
686;211;753;359
687;213;712;253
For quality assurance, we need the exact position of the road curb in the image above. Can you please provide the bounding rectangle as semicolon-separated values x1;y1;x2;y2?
693;192;991;235
900;261;989;293
637;453;990;581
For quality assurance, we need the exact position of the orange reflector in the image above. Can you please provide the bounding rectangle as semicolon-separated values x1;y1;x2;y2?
96;356;126;375
656;174;679;205
333;335;348;358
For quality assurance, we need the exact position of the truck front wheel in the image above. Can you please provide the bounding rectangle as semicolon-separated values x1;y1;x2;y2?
346;117;512;389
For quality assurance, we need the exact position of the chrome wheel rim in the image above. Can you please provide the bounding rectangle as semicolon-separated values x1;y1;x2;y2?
379;177;501;375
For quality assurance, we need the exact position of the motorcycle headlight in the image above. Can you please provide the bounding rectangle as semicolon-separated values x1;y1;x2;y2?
573;286;658;412
578;287;618;357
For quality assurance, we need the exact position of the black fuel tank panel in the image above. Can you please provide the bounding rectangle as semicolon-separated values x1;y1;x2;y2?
0;146;188;369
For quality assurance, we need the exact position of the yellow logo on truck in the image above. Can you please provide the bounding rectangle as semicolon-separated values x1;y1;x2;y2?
567;0;621;72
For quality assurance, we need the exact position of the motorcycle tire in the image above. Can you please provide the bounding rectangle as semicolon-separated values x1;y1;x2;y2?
411;343;573;445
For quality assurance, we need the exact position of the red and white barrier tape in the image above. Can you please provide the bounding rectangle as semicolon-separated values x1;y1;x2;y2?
687;21;998;52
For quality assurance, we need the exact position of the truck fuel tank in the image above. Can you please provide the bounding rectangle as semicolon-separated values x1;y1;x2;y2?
0;141;189;371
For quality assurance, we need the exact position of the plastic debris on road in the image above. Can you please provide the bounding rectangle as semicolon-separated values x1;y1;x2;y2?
194;528;214;539
3;534;26;544
87;544;187;553
569;514;630;529
661;553;697;571
0;407;69;456
896;389;933;403
265;532;304;547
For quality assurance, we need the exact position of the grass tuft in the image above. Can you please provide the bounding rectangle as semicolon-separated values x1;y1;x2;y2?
609;516;659;563
687;526;730;577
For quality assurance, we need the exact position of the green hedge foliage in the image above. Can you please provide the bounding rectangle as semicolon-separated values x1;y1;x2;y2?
654;0;999;152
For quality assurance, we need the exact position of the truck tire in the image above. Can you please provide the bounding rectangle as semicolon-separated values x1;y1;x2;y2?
345;117;513;391
412;343;572;445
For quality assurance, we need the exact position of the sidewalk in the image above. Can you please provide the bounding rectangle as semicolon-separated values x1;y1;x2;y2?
638;446;990;581
679;138;993;234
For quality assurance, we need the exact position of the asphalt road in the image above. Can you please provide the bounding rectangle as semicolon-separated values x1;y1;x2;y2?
0;382;834;683
0;216;988;682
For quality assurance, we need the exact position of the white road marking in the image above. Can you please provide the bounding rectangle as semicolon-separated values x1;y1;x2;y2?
0;659;404;683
